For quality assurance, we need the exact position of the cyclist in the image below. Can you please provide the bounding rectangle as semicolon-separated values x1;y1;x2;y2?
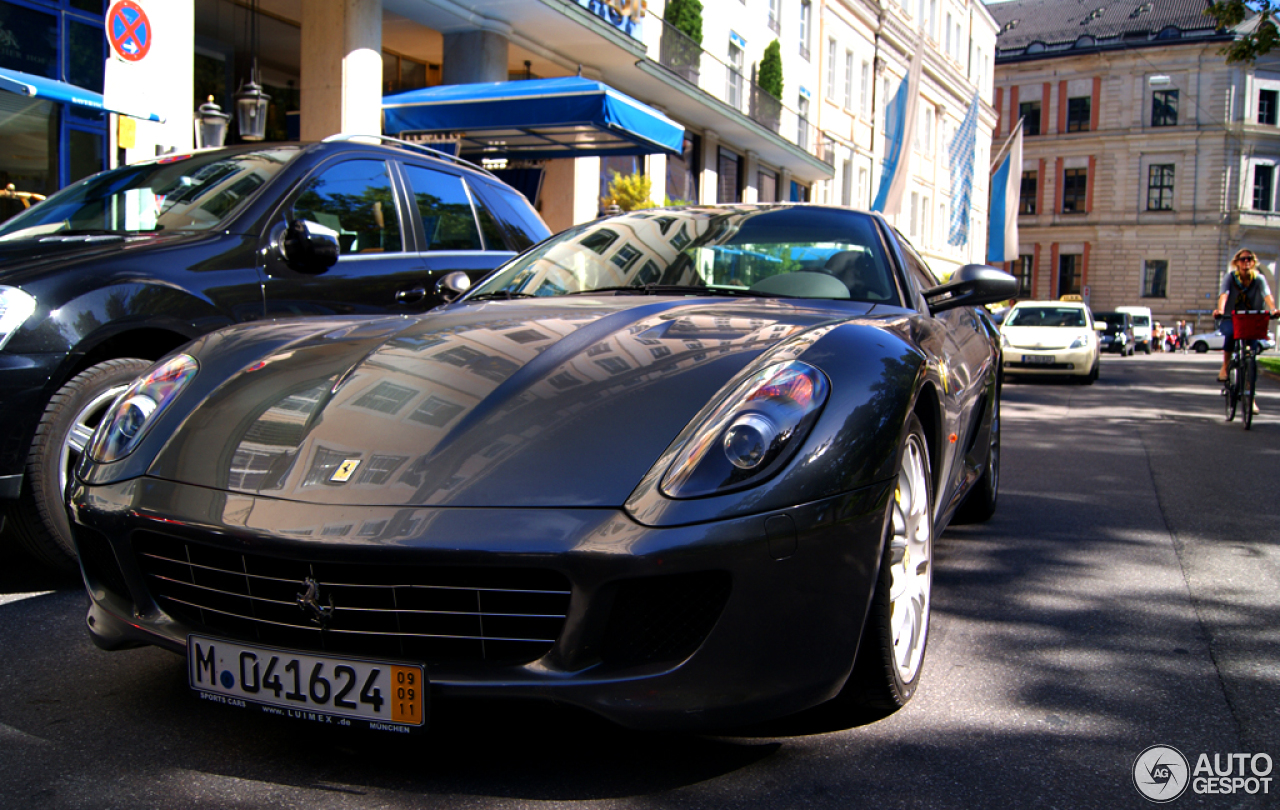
1214;248;1278;411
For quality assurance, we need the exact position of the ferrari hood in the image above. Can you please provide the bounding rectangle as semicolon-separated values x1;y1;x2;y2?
147;297;865;508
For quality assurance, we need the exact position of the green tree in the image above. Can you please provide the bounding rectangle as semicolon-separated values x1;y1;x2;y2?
759;39;783;100
1205;1;1280;63
664;0;703;45
603;170;655;211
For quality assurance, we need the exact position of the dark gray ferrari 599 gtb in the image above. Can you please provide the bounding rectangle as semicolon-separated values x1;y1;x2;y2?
68;204;1015;734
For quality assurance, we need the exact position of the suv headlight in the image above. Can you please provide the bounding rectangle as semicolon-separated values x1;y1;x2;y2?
660;360;829;498
0;286;36;351
87;354;198;463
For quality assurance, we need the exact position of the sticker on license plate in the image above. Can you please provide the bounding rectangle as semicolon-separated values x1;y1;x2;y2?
188;635;426;731
1021;354;1055;364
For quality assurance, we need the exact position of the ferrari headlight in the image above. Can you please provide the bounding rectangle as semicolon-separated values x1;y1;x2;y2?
0;286;37;351
88;354;198;463
661;360;829;498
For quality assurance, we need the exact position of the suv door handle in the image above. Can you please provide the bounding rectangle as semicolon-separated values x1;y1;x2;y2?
396;286;427;304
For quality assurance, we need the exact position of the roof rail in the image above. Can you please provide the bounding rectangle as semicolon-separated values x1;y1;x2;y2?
319;133;499;180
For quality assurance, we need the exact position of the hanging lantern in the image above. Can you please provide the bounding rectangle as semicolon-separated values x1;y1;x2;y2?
195;95;230;149
234;74;270;141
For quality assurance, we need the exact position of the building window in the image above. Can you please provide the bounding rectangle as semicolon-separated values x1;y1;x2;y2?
1253;165;1275;211
718;147;742;202
841;160;852;206
826;38;837;100
909;191;919;237
727;37;745;110
1019;101;1041;136
1067;96;1091;132
844;50;854;109
1019;171;1037;214
1152;89;1178;127
858;167;868;205
1061;167;1087;213
798;94;810;149
768;0;781;33
1147;164;1175;211
1259;89;1278;125
799;0;811;60
1016;254;1034;297
946;12;952;55
1142;259;1168;298
860;61;871;116
1058;254;1082;297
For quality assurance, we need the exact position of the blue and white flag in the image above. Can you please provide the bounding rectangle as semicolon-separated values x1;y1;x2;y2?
871;37;924;215
947;91;980;247
987;122;1023;264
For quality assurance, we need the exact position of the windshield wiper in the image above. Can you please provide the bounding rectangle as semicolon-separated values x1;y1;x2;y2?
465;290;539;301
566;284;771;297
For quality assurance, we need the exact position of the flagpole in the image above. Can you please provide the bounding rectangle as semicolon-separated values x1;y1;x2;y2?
990;117;1025;174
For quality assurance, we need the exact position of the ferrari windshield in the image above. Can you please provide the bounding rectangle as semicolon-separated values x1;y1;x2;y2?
0;146;302;240
1005;306;1089;328
465;206;899;303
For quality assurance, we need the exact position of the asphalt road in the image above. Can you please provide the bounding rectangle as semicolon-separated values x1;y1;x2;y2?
1;351;1276;809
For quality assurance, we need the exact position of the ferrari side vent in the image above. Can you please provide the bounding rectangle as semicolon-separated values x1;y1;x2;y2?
131;531;572;666
598;572;731;668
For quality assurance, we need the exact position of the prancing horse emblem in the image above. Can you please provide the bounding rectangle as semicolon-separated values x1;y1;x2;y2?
296;577;335;628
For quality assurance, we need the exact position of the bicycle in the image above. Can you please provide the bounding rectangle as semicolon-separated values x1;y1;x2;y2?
1221;310;1278;430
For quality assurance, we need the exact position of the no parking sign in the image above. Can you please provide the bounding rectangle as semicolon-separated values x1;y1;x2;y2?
107;1;152;63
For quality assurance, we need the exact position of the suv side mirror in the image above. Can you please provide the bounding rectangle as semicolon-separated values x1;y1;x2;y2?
277;219;340;275
923;264;1019;314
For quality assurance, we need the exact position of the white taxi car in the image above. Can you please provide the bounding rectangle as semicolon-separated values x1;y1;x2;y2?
1001;300;1101;383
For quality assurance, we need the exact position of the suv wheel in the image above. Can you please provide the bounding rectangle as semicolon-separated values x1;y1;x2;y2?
10;359;152;572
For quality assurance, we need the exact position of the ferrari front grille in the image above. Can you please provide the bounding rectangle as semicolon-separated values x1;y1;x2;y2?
131;531;571;665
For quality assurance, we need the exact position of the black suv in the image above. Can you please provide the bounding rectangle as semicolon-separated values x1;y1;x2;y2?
0;136;550;571
1094;310;1136;356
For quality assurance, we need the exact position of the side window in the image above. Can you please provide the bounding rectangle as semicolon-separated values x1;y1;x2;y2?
401;164;482;251
894;230;939;309
470;179;549;251
292;160;402;255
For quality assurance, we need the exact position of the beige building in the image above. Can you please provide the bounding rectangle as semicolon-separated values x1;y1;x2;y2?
988;0;1280;334
816;0;999;275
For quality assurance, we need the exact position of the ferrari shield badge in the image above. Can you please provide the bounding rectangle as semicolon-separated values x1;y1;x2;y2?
330;459;361;482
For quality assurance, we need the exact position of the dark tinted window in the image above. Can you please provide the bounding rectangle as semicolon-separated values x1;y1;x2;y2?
401;164;482;251
471;179;550;251
293;160;402;254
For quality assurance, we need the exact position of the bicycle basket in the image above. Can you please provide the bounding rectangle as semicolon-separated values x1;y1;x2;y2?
1232;311;1271;340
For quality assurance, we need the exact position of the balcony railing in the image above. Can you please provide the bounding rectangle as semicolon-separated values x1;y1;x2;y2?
655;18;818;158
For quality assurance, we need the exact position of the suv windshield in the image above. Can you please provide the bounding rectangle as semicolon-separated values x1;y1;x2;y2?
0;147;302;240
465;206;897;302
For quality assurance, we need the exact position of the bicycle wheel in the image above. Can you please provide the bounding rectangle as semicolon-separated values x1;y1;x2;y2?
1243;353;1257;430
1225;362;1238;422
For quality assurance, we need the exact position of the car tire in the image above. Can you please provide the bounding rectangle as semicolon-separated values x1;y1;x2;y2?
835;413;934;719
1192;341;1208;353
953;393;999;525
9;358;152;572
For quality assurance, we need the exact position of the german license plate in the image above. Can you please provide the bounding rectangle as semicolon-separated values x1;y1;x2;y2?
1021;354;1055;364
188;635;426;731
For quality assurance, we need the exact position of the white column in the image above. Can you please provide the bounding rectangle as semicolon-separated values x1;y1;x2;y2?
300;0;383;140
743;151;760;203
646;153;667;206
701;131;719;204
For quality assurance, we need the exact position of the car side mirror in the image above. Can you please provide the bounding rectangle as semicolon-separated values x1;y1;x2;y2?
923;264;1019;314
1094;322;1107;331
277;219;340;275
436;270;472;303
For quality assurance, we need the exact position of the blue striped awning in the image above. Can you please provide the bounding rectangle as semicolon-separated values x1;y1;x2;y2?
0;66;163;122
382;76;683;161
